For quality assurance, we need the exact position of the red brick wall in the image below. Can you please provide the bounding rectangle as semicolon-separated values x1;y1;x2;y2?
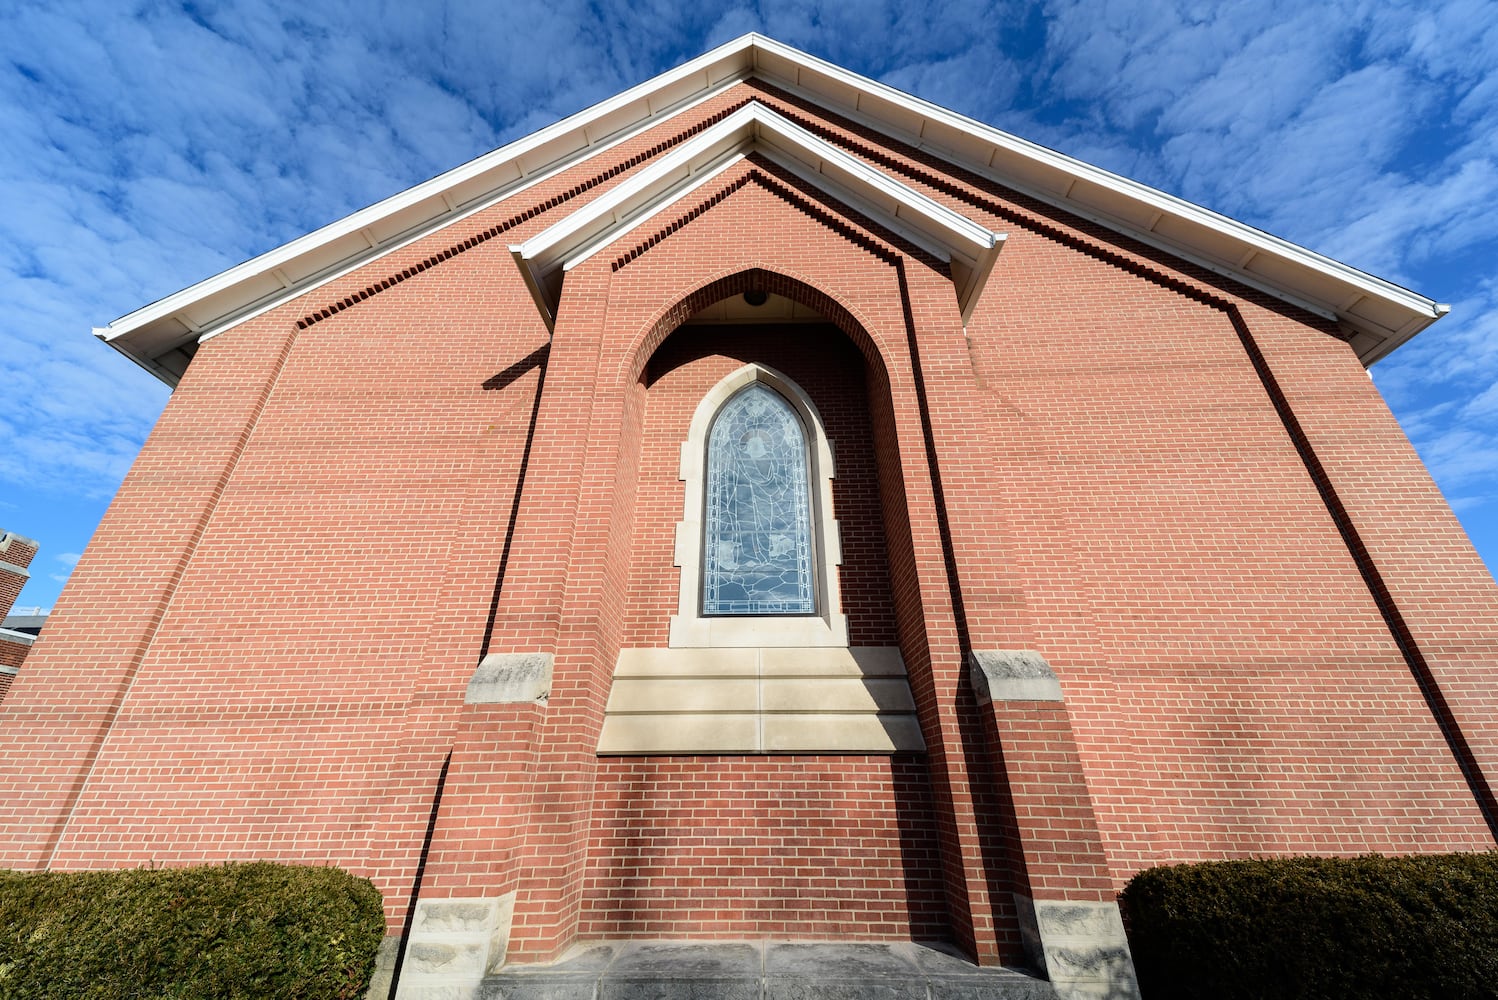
0;642;27;670
960;214;1494;879
734;74;1496;875
0;530;33;702
579;757;947;940
0;577;22;618
1245;303;1498;828
0;534;39;570
0;85;756;920
0;543;34;618
0;532;34;682
558;323;946;946
29;246;554;912
479;163;1012;962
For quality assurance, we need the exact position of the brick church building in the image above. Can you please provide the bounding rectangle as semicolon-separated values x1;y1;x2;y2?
3;35;1495;998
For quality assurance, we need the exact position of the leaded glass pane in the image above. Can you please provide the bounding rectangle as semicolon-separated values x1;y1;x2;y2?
702;384;816;616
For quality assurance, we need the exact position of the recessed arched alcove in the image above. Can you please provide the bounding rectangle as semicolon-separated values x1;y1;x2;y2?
630;312;899;653
575;280;955;946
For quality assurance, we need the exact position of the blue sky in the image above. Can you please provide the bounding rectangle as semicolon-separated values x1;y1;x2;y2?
2;0;1495;613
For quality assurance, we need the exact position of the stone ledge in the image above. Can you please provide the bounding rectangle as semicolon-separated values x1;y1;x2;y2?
0;531;39;554
0;628;36;647
400;941;1057;1000
969;650;1063;704
465;654;552;705
597;647;925;754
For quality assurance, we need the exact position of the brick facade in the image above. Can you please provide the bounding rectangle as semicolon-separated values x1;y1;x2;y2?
1;43;1494;992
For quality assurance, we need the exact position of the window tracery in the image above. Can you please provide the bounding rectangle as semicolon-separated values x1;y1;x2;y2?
669;363;847;648
702;384;816;616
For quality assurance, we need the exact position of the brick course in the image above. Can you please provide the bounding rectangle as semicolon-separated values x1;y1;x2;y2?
579;757;947;941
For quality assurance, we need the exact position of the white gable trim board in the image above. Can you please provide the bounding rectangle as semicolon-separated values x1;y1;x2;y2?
508;101;1004;330
95;33;1444;386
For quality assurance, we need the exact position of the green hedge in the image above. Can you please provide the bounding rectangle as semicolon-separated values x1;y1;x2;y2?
0;862;385;1000
1120;853;1498;1000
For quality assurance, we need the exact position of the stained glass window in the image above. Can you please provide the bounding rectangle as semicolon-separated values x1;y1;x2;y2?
702;384;816;616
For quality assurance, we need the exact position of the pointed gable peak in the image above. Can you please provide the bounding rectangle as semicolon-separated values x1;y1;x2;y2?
98;33;1443;385
507;100;1003;331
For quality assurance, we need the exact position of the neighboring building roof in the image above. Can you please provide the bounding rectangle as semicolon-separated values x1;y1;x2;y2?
95;33;1445;386
1;614;47;637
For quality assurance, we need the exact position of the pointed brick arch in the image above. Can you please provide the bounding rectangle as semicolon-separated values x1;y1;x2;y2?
627;266;894;388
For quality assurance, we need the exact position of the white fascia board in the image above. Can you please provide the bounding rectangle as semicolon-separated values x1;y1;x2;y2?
743;34;1442;361
510;152;748;331
511;104;764;275
754;148;955;261
98;32;1441;385
748;105;997;258
94;38;767;383
559;155;747;272
509;100;1002;327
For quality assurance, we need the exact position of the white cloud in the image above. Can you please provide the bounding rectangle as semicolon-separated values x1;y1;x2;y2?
48;551;81;586
1464;382;1498;420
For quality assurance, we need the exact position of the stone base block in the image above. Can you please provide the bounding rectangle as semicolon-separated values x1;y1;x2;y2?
396;893;516;999
365;935;401;999
1014;896;1139;1000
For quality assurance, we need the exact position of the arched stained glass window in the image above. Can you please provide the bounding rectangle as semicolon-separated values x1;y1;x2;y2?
702;384;816;616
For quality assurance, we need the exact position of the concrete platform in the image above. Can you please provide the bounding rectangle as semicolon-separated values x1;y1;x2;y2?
458;940;1057;1000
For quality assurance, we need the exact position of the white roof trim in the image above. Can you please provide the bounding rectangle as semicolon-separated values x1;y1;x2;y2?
0;628;35;648
92;47;762;385
739;34;1446;359
96;33;1443;385
508;101;1003;330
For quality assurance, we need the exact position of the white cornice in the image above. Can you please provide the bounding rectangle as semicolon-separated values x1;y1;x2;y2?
508;101;1003;330
0;629;35;649
96;33;1443;385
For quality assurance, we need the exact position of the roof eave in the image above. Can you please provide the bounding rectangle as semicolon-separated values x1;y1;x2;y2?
95;35;769;385
97;33;1442;385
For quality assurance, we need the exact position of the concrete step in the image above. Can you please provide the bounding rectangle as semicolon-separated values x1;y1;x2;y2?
463;940;1057;1000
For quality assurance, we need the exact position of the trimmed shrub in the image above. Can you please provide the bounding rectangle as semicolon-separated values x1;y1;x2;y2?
1120;853;1498;1000
0;862;385;999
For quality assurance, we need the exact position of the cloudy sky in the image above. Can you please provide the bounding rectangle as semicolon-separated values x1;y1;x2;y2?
2;0;1495;612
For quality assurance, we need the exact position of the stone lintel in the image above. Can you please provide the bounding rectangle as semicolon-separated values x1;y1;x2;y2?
1014;895;1139;1000
465;653;553;705
970;649;1064;703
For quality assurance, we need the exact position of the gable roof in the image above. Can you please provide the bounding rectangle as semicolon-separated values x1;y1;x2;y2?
96;33;1445;386
508;101;1004;331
